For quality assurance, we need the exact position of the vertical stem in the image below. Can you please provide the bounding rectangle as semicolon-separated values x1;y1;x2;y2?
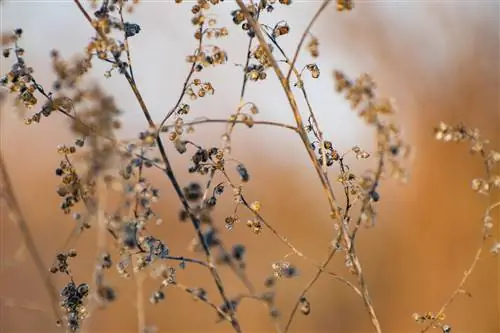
0;153;64;328
134;263;146;333
235;2;382;332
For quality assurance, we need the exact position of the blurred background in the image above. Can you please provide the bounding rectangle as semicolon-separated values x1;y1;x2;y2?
0;1;499;332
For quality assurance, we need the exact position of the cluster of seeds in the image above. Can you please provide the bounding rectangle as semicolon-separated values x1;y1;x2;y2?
135;236;170;272
203;26;229;39
186;79;215;100
186;46;228;72
55;159;92;214
334;70;410;183
0;29;39;108
435;122;500;196
187;147;224;174
59;281;89;332
308;36;319;58
48;249;90;332
312;140;339;167
412;312;450;333
271;260;298;279
305;64;320;79
299;296;311;315
51;50;92;90
50;249;78;275
337;0;354;11
246;218;262;234
272;21;290;38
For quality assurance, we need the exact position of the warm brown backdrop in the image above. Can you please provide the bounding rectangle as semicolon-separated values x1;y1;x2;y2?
1;2;499;333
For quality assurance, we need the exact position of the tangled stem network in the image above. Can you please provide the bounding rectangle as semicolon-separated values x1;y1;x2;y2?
0;1;498;333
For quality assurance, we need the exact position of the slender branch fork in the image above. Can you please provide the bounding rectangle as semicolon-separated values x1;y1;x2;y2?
2;0;381;332
72;1;242;331
420;149;497;333
75;0;367;330
234;1;382;332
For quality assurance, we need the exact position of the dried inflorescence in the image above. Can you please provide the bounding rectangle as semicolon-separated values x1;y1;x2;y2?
47;249;90;332
413;122;500;333
59;281;90;332
1;1;497;333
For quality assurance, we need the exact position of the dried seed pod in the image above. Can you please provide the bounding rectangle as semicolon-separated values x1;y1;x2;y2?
299;296;311;315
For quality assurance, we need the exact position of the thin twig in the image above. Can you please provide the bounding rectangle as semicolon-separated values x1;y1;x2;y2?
158;24;204;130
420;145;496;332
161;117;299;133
133;260;146;333
224;5;261;146
285;0;331;83
118;1;136;83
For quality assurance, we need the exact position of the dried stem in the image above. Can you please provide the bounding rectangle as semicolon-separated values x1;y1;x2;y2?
284;246;338;333
420;144;496;332
235;2;381;332
118;1;136;83
161;117;299;133
73;1;242;331
0;152;64;328
235;0;340;220
133;262;146;333
224;6;261;147
420;246;484;333
158;24;204;129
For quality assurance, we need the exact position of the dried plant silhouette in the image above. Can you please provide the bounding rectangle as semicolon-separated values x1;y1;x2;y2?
0;1;499;333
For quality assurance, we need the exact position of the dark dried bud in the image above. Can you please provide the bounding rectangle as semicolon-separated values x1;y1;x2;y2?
264;276;275;288
98;286;116;302
369;191;380;202
299;296;311;315
236;164;249;182
77;283;89;297
124;22;141;38
231;244;245;261
179;209;189;221
184;182;202;201
150;290;165;304
213;184;224;197
123;222;138;248
206;196;217;207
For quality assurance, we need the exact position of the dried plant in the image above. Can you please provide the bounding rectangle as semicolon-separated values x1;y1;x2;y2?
0;1;498;333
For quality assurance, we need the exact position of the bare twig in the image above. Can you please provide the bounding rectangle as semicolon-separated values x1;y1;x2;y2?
285;0;331;83
420;139;496;332
161;117;299;133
